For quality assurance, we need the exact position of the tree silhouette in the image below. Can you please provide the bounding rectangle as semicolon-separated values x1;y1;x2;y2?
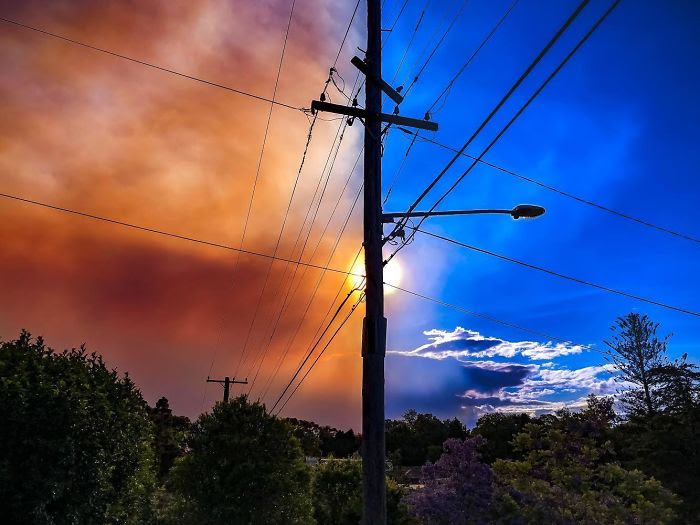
605;313;669;417
0;331;155;523
168;396;312;524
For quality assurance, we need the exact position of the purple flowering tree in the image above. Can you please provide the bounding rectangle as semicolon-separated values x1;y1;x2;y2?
406;436;494;525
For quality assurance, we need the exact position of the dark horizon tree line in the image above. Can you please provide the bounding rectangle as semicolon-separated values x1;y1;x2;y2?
1;311;698;523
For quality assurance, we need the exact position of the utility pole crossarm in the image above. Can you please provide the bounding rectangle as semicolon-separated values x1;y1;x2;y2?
206;376;248;403
350;55;404;105
311;100;438;132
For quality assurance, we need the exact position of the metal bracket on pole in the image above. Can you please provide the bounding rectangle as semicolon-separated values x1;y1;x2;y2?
361;317;387;357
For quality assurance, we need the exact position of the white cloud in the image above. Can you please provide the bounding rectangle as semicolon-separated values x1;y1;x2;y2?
389;326;587;361
458;362;619;414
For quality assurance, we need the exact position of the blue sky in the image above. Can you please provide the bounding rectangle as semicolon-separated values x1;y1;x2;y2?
363;0;700;424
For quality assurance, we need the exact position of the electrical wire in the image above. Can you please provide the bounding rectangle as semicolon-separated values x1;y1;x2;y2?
401;0;470;99
384;283;583;345
269;278;363;413
386;0;604;259
233;2;363;386
388;0;591;245
275;292;364;415
333;0;361;69
426;0;520;117
258;156;364;401
244;81;358;392
0;191;364;278
409;225;700;318
390;0;432;85
396;127;700;245
1;191;610;355
203;0;299;403
0;16;304;112
247;143;361;397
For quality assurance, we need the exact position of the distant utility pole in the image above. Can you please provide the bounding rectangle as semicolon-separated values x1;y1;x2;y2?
310;1;437;522
206;376;248;403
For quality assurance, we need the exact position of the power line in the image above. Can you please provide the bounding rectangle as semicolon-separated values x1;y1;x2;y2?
247;138;360;396
268;246;363;409
244;82;358;391
401;0;470;99
388;0;619;260
333;0;361;68
383;0;411;46
258;157;364;401
0;16;304;112
1;190;609;351
269;282;363;413
231;110;320;382
207;0;298;390
426;0;520;116
384;0;517;206
396;127;700;245
238;0;366;382
410;225;700;318
0;191;363;279
275;292;364;415
390;0;432;85
384;283;584;346
239;75;362;388
208;0;362;402
386;0;592;248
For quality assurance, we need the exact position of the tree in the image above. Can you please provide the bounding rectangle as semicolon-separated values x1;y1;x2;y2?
493;397;677;524
386;410;467;466
653;354;700;414
405;436;495;525
148;397;190;479
611;357;700;523
312;459;363;525
168;396;313;524
605;313;670;417
310;458;413;525
285;417;323;457
471;412;533;463
0;331;156;523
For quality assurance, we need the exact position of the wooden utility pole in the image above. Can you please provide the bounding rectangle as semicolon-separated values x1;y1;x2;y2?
309;2;437;522
206;376;248;402
361;0;387;523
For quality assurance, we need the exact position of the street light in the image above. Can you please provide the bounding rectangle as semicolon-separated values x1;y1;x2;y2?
382;204;546;223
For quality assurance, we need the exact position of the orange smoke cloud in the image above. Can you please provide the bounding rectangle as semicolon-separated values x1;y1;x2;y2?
0;0;364;428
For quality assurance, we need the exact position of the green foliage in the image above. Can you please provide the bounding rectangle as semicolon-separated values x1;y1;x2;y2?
604;314;700;521
310;458;414;525
168;396;313;524
492;396;677;524
312;459;362;525
470;412;533;463
0;330;156;524
148;397;191;479
613;409;700;523
386;409;467;466
286;417;361;458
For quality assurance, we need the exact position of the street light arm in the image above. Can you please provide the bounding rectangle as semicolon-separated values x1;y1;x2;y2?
382;209;512;222
382;204;545;223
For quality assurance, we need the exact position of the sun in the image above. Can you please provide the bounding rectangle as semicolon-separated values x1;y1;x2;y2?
350;256;402;294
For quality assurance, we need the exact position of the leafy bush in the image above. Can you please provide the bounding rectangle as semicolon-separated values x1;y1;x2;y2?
0;331;156;523
168;396;313;524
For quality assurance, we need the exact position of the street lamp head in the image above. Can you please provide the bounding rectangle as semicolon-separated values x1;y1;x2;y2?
511;204;546;219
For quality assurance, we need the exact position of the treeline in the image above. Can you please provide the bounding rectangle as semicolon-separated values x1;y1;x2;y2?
1;312;699;523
